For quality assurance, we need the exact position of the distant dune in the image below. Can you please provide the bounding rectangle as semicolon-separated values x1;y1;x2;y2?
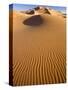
9;6;66;86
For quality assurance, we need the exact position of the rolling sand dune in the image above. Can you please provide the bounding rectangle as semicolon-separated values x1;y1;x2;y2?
9;6;66;86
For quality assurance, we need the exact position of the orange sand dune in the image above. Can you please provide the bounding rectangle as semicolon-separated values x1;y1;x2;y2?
9;7;66;86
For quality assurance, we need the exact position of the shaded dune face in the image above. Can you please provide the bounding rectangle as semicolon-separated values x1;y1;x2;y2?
34;6;51;14
44;8;51;14
26;10;35;15
23;15;44;26
34;6;40;10
63;14;66;18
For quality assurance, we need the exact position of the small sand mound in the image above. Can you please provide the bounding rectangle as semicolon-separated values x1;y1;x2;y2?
26;10;35;15
23;15;43;26
34;6;51;15
63;14;66;18
34;6;40;10
44;8;51;14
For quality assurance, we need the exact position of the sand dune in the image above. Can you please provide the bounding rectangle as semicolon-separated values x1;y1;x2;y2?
9;6;66;86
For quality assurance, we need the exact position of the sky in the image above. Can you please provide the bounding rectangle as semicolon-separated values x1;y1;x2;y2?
10;4;66;14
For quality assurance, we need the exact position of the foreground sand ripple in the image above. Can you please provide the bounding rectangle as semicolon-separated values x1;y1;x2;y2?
13;48;66;86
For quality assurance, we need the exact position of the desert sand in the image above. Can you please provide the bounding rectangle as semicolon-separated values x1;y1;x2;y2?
9;6;66;86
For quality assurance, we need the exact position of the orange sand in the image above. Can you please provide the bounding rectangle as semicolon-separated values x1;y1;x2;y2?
9;7;66;86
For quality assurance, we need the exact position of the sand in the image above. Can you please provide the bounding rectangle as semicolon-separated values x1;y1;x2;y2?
9;7;66;86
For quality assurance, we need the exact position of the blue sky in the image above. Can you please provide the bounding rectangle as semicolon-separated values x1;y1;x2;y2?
12;4;66;14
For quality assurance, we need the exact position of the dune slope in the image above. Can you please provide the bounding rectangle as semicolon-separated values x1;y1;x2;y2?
9;7;66;86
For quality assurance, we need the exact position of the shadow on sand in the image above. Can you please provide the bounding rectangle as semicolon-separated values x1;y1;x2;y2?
23;15;44;26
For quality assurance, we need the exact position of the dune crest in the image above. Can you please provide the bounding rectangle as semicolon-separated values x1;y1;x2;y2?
20;6;65;17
